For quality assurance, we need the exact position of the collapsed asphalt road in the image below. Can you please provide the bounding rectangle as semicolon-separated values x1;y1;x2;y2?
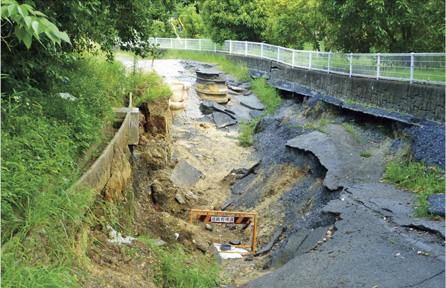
236;104;445;288
118;57;445;287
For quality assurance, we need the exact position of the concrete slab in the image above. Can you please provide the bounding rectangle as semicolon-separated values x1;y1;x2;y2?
286;125;384;190
170;159;202;186
213;111;237;129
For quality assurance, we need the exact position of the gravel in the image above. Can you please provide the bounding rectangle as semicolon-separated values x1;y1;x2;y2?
404;120;445;170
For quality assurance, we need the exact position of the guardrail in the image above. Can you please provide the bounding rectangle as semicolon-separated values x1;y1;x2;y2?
149;38;445;85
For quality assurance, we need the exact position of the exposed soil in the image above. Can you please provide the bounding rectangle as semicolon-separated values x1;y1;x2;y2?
82;57;444;288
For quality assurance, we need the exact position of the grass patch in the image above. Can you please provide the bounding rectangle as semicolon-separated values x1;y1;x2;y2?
131;70;172;106
163;50;250;81
1;53;166;287
360;152;372;158
250;78;283;114
139;235;221;287
238;118;261;147
383;160;445;217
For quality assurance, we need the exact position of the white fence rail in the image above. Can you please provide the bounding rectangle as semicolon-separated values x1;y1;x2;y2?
150;38;445;85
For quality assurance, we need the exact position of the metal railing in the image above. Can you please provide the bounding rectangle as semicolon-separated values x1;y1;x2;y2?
149;38;445;85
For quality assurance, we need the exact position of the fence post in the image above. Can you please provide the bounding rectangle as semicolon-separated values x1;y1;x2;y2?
214;42;216;53
170;38;173;49
199;39;201;51
245;41;248;56
155;38;158;45
185;39;187;50
277;47;280;61
261;43;264;58
328;53;331;73
376;53;380;80
229;40;232;54
292;50;295;68
349;53;353;77
410;52;414;83
309;52;312;70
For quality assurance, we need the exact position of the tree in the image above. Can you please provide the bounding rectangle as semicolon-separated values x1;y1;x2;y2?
1;0;173;95
174;4;205;38
200;0;268;43
319;0;445;53
263;0;326;51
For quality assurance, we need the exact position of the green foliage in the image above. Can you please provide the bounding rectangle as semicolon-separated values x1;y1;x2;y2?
139;235;221;287
200;0;268;43
250;78;283;114
171;4;205;39
320;0;445;52
0;0;70;50
1;55;131;237
163;50;250;80
264;0;325;51
384;160;445;217
238;118;261;147
360;152;372;158
131;71;172;106
1;54;152;286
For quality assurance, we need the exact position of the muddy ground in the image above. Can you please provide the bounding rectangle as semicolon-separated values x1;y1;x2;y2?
85;56;445;288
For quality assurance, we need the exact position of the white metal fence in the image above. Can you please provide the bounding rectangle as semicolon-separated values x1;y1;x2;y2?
149;38;445;85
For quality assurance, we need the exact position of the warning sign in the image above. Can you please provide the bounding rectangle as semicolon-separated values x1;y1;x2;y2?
190;209;258;254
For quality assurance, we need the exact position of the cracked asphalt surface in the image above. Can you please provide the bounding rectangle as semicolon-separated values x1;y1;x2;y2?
241;103;445;287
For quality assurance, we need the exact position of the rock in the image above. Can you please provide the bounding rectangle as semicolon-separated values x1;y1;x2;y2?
249;110;263;119
151;181;168;206
205;224;213;231
200;99;214;114
254;227;286;257
175;193;186;205
427;194;445;216
228;90;242;95
226;224;236;230
170;159;202;186
255;116;275;133
243;90;253;96
222;200;233;211
245;256;254;262
212;103;228;113
229;240;241;245
110;257;118;265
59;92;76;101
152;239;166;246
122;255;132;263
185;190;199;201
239;83;251;89
213;111;238;129
241;98;265;111
241;223;250;230
229;85;247;92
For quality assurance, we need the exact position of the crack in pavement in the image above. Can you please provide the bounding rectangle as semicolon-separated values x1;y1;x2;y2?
403;270;445;287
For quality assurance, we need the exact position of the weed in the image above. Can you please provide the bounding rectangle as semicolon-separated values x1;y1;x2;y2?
318;119;329;127
138;235;221;287
360;152;372;158
238;119;260;147
1;52;153;287
250;78;283;114
383;160;445;217
342;122;360;143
